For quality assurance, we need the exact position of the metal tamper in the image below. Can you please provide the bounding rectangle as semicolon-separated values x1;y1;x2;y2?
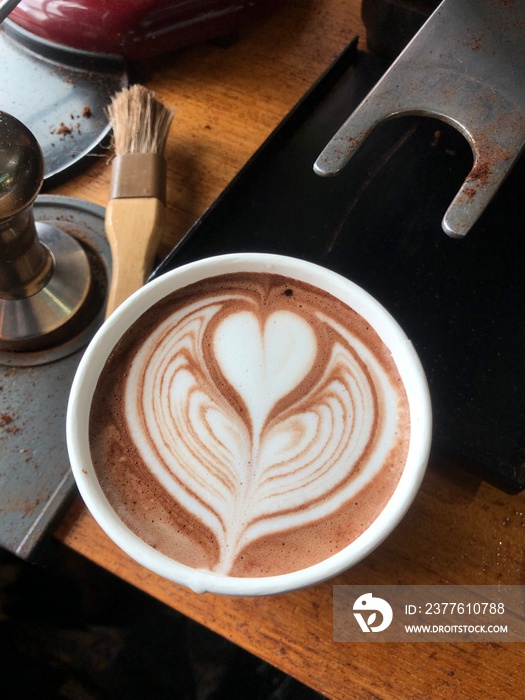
0;111;92;351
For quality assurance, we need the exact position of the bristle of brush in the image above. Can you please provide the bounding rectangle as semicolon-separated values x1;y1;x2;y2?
108;85;174;157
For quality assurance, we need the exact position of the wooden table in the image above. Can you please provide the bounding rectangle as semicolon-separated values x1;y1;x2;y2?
54;1;525;698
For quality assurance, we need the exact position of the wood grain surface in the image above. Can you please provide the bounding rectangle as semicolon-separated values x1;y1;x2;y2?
53;1;525;698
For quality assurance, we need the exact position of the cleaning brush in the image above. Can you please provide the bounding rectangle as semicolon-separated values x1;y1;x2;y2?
105;84;174;317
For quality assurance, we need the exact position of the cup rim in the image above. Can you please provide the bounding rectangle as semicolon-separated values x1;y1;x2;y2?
67;253;432;595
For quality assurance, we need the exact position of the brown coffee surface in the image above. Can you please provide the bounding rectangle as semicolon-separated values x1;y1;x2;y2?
90;272;410;577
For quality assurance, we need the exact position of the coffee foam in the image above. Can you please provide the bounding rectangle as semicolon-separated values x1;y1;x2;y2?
89;272;410;577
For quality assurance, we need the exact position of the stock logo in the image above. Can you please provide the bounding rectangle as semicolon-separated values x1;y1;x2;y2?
353;593;393;633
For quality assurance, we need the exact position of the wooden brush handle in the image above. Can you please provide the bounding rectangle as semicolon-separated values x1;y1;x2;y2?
104;197;164;318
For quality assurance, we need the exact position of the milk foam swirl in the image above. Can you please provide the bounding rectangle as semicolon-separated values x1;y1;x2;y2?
123;281;403;575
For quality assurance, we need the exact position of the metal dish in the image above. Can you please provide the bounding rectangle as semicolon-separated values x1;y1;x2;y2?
0;20;127;185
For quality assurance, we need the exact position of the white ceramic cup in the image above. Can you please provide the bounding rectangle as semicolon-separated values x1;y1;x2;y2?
67;253;432;595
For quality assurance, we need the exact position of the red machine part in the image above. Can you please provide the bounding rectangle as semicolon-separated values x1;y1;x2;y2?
9;0;282;59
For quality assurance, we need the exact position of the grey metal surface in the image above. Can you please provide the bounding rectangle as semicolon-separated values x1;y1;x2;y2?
0;195;110;558
0;19;127;184
314;0;525;238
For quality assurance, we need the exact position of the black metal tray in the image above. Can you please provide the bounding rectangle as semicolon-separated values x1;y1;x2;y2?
154;40;525;492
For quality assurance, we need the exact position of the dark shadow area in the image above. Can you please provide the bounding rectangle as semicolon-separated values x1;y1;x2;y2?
0;542;326;700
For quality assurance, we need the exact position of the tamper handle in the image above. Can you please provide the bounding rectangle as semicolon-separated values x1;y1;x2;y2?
0;111;51;300
0;209;54;299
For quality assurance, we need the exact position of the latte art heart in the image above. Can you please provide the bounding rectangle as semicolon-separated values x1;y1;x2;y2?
90;273;410;577
213;310;317;436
